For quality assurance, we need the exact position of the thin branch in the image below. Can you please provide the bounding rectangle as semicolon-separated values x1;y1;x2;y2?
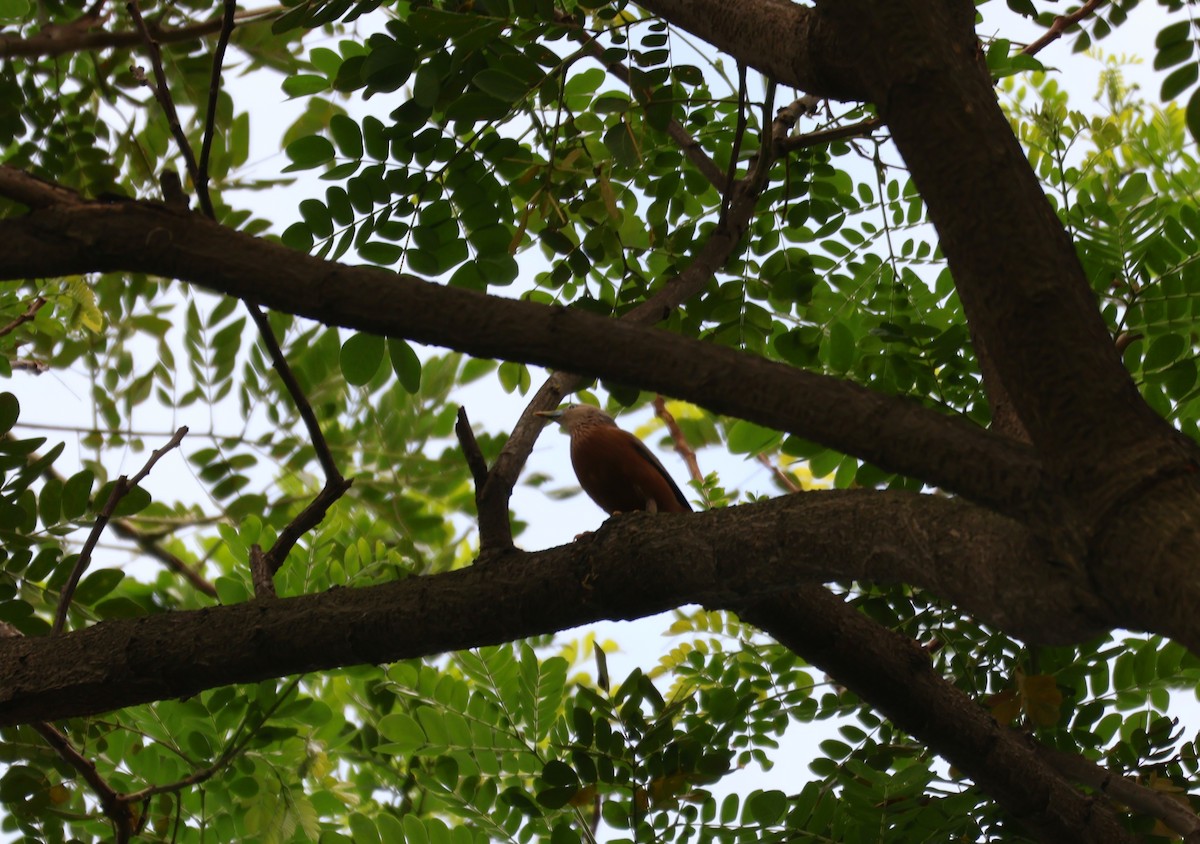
1;490;1115;727
0;175;1045;518
53;426;187;634
455;407;490;493
756;452;802;493
107;519;218;597
0;296;46;339
558;12;727;192
196;0;237;216
244;305;341;483
0;5;282;60
653;395;702;484
720;63;749;225
244;303;352;575
1038;745;1200;841
125;0;210;217
1021;0;1107;57
123;677;302;802
32;723;140;842
777;115;884;153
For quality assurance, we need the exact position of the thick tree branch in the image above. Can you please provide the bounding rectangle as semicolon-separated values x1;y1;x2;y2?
738;588;1135;844
0;5;282;59
814;0;1196;500
634;0;868;101
1039;745;1200;841
0;490;1112;726
0;186;1042;518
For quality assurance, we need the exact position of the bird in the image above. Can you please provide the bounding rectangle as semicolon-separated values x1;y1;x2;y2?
536;404;692;515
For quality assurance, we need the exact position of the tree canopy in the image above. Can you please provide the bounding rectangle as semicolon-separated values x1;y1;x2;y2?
2;0;1200;841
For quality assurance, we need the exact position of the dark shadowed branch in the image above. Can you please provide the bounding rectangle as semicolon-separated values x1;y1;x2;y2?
0;5;281;59
53;426;188;634
738;587;1136;844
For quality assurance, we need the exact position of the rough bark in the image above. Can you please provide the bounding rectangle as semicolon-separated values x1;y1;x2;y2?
0;179;1039;518
0;491;1109;726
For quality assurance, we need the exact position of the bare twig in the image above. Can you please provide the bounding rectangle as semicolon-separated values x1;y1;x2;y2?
126;0;210;217
53;426;188;634
33;722;142;842
0;297;46;339
455;407;490;493
720;63;750;225
197;0;237;215
756;452;802;493
108;519;218;597
777;116;884;153
1021;0;1107;57
0;5;282;59
1038;745;1200;841
243;304;352;575
244;305;341;483
652;395;702;484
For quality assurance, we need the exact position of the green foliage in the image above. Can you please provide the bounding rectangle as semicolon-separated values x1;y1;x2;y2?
1;0;1200;841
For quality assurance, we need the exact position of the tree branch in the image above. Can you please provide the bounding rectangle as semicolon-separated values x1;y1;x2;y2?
32;722;141;842
1038;745;1200;840
634;0;869;101
1021;0;1108;58
53;426;188;634
126;0;210;217
0;5;282;59
0;295;47;339
0;490;1113;727
196;0;237;215
0;182;1042;520
737;587;1135;844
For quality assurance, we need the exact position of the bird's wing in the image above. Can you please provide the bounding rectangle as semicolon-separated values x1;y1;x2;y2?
625;434;692;512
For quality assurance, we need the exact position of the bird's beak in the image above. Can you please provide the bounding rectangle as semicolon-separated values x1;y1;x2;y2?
534;409;563;420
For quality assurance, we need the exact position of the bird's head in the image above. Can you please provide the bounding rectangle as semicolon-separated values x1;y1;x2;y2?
535;404;617;435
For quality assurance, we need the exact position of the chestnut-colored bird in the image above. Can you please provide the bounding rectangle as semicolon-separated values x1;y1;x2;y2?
536;404;691;515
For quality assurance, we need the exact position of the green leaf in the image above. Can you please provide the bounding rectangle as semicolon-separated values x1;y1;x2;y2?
473;68;528;102
377;712;426;754
0;0;31;19
1144;334;1185;371
329;114;364;159
38;478;61;527
284;135;336;170
824;321;856;373
341;332;386;386
282;74;330;97
1162;62;1198;101
746;789;787;825
388;338;422;393
72;569;125;604
726;420;782;455
0;393;18;435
